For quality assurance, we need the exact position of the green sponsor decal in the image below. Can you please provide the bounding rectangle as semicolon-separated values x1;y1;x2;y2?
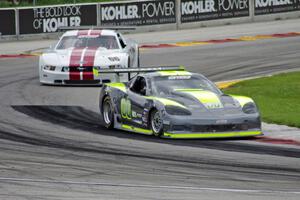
105;83;126;92
121;98;132;119
163;131;262;139
122;124;152;135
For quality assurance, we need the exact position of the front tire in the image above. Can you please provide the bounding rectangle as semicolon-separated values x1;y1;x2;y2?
102;96;114;129
150;109;163;137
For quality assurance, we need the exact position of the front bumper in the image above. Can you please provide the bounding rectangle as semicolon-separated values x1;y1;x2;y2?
161;113;262;139
163;130;262;139
39;70;123;85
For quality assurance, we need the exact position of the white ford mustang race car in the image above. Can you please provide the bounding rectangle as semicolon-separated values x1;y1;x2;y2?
39;29;139;85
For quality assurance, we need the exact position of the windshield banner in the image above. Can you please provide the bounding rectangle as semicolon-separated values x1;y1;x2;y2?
181;0;250;23
255;0;300;15
0;9;16;36
100;0;176;26
19;4;97;34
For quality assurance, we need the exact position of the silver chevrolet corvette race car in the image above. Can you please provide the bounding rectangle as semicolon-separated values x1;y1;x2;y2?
39;28;139;85
98;67;262;139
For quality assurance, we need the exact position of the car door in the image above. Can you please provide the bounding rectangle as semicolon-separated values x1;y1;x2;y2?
121;76;148;128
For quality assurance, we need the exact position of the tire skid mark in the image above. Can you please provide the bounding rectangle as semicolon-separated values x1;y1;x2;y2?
9;105;300;159
1;177;300;194
0;76;36;89
1;127;300;179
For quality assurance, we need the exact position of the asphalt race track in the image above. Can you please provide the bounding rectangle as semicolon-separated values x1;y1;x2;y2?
0;35;300;199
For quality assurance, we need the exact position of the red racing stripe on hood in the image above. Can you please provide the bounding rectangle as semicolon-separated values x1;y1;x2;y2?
90;30;102;36
77;30;102;37
82;47;98;80
77;30;89;36
69;47;84;80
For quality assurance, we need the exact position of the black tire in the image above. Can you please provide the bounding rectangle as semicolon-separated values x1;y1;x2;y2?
102;96;114;129
150;109;163;137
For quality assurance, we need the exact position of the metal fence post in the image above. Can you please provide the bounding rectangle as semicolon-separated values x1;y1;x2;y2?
176;0;181;30
15;8;20;40
97;3;101;26
250;0;255;22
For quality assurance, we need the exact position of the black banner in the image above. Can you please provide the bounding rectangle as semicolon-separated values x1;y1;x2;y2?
0;9;16;35
255;0;300;15
100;0;176;26
19;4;97;34
181;0;250;23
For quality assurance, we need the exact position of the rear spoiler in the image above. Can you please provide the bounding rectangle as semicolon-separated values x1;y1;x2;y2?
97;66;185;74
58;26;136;31
96;66;186;82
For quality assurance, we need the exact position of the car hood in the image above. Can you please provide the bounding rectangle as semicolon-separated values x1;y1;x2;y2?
41;48;125;66
157;89;245;116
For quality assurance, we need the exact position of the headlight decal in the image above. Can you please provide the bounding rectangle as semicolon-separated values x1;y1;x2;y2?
62;67;69;72
242;102;258;114
230;95;254;107
165;105;191;116
43;65;56;71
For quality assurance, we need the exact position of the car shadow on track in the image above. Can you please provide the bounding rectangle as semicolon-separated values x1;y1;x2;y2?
11;105;300;158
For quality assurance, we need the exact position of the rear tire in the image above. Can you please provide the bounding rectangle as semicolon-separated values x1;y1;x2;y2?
150;109;163;137
102;96;114;129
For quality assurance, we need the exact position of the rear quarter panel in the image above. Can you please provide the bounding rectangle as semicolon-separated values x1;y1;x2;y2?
99;84;127;118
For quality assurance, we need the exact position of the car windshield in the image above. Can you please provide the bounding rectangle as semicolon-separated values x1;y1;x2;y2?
151;75;220;95
56;35;120;50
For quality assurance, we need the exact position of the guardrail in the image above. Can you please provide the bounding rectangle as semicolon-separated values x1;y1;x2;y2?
0;0;300;39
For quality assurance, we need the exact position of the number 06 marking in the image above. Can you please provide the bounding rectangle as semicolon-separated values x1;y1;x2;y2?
121;98;132;119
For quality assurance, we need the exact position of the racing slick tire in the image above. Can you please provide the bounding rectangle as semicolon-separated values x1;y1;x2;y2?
150;109;163;137
102;96;114;129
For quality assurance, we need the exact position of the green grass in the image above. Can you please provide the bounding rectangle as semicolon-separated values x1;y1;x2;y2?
0;0;117;8
223;71;300;128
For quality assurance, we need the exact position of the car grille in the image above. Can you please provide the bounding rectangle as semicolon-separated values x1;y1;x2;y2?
171;124;250;132
65;66;94;72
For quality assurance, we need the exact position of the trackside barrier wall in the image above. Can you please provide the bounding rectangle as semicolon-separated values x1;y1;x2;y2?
18;4;97;35
178;0;252;29
99;0;177;32
0;8;16;36
0;0;300;40
253;0;300;21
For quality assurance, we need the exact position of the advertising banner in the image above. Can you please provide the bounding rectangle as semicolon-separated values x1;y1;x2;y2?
100;0;176;26
19;4;97;34
0;9;16;35
181;0;250;23
255;0;300;15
